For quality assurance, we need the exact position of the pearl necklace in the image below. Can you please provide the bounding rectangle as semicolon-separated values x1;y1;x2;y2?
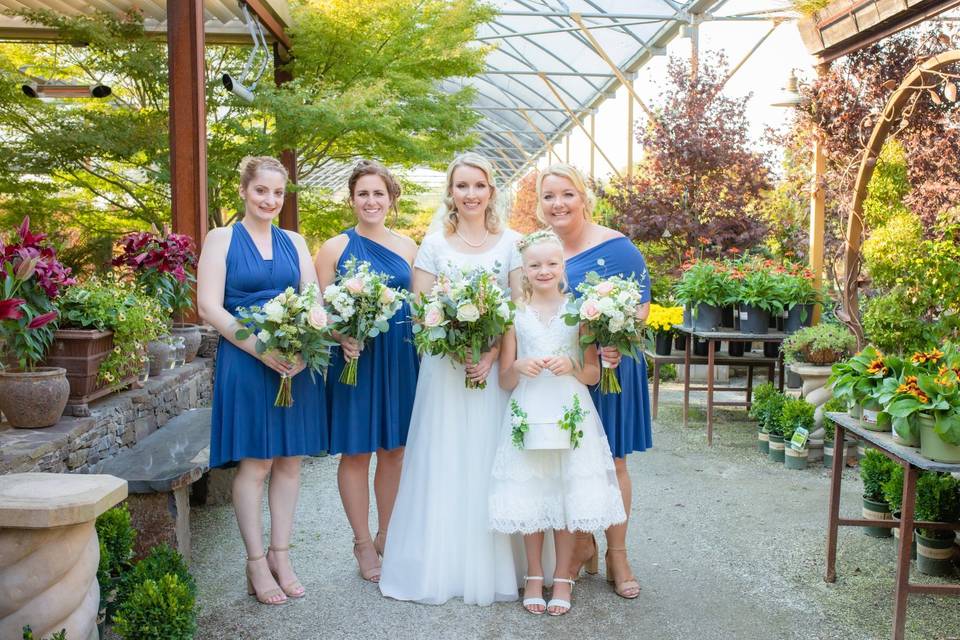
455;227;490;248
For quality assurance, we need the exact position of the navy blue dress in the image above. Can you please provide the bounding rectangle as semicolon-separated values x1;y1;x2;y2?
326;228;419;455
210;223;327;468
566;236;653;458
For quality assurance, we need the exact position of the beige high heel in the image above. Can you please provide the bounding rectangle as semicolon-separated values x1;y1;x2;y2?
570;532;599;576
373;530;387;557
246;554;287;605
605;547;640;599
267;545;306;598
353;537;382;582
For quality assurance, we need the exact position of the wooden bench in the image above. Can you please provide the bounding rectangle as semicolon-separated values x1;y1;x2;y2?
99;408;210;562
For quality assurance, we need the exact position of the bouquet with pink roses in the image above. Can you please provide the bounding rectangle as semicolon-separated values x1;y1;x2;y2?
412;265;515;389
234;283;335;406
563;272;647;394
322;257;407;385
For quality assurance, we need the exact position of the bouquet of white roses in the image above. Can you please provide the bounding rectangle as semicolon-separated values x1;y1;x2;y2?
323;257;407;385
563;272;647;394
235;283;336;407
412;264;515;389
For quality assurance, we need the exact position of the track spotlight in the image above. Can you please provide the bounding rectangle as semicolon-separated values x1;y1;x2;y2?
221;73;254;104
21;81;111;99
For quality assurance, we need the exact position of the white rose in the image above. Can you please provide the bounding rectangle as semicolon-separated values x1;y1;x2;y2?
323;284;341;303
456;303;480;322
608;316;624;333
597;297;616;315
497;302;511;320
263;300;285;323
257;329;272;343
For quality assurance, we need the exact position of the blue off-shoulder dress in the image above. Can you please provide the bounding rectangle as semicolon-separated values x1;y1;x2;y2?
566;236;653;458
209;223;327;468
327;228;419;455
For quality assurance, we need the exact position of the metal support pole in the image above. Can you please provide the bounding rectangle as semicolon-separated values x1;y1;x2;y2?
627;77;634;179
590;113;596;179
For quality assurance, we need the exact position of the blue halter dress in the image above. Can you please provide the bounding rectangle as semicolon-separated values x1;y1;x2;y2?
566;236;653;458
209;223;327;468
326;228;418;455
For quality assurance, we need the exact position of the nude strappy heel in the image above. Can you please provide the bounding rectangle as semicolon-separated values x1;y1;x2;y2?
267;545;306;598
246;554;287;605
605;547;640;599
353;537;382;582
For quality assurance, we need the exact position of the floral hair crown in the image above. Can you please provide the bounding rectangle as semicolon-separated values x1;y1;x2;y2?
516;229;562;253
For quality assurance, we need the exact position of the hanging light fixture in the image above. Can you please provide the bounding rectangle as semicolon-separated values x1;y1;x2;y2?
19;65;111;99
771;70;804;108
221;2;270;104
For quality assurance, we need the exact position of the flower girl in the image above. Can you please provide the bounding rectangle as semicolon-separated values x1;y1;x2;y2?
488;230;625;616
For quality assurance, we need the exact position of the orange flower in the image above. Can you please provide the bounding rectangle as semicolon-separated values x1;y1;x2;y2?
727;247;741;255
866;358;888;376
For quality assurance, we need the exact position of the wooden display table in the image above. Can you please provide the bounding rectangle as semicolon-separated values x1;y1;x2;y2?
824;412;960;640
675;327;786;445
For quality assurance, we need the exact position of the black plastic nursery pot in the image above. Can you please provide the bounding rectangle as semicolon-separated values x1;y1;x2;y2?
720;305;735;329
767;434;785;463
757;426;769;455
727;341;746;357
654;332;673;356
693;336;710;357
692;303;722;331
738;304;770;334
862;496;893;538
916;532;956;577
682;303;692;328
674;334;688;351
763;341;780;358
783;304;814;334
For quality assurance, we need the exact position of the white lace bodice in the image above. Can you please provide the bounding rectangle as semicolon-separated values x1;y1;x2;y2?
414;230;522;290
515;302;578;372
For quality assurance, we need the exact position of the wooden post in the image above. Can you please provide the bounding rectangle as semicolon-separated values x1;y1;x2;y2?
809;63;830;325
167;0;208;246
274;43;298;231
565;134;570;163
690;19;700;83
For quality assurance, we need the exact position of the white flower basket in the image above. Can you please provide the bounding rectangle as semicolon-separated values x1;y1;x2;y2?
524;418;571;450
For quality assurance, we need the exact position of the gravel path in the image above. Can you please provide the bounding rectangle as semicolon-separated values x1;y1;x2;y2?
190;383;959;640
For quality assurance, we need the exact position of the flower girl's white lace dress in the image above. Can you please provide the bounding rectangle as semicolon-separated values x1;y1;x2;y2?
488;303;626;534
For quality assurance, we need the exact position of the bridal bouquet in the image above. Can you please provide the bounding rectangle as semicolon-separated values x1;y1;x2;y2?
563;272;647;394
235;283;336;407
323;257;407;385
412;264;515;389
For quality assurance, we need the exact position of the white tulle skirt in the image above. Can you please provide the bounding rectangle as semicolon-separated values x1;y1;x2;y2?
488;375;626;535
379;354;521;606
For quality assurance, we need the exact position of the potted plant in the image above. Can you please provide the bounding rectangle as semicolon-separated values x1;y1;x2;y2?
749;382;781;455
785;323;855;367
46;277;168;405
913;471;960;577
0;217;75;428
759;388;788;463
780;264;821;334
736;267;783;335
646;303;683;356
828;345;892;430
113;227;199;362
673;261;726;331
780;397;815;469
886;346;960;462
860;449;897;538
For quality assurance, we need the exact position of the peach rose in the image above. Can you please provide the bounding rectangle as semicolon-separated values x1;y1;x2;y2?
345;277;365;295
596;281;615;297
580;299;601;321
423;304;444;328
379;287;397;305
307;305;328;330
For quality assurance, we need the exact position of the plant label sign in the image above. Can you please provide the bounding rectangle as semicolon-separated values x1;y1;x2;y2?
790;427;809;451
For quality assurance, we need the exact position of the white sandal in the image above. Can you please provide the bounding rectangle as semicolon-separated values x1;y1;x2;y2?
547;577;575;616
521;576;546;615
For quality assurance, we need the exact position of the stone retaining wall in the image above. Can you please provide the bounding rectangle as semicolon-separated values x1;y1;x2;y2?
0;359;213;475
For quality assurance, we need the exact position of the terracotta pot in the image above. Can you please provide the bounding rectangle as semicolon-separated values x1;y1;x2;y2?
172;323;202;363
0;367;70;428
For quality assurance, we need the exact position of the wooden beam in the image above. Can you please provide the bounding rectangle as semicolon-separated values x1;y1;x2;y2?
565;135;570;164
245;0;292;52
569;12;655;121
168;0;208;245
715;21;781;95
517;108;555;163
539;73;622;179
589;113;596;179
274;43;298;231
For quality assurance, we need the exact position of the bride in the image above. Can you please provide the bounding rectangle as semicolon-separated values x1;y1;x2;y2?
379;153;522;605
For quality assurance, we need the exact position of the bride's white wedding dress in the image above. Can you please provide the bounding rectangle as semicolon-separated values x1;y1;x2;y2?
379;230;522;606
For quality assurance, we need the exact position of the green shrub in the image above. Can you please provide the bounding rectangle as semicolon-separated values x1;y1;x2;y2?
22;627;66;640
112;573;195;640
781;323;856;364
860;449;897;503
914;472;960;539
748;383;788;436
861;291;937;355
96;505;136;577
778;397;815;442
882;465;904;514
117;543;196;607
822;396;847;413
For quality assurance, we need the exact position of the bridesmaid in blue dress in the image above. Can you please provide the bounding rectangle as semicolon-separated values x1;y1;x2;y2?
198;156;326;606
537;164;651;601
313;160;418;584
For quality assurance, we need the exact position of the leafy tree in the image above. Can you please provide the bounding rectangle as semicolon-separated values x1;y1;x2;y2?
602;52;770;276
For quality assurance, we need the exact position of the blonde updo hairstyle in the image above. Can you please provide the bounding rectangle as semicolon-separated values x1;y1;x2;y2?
347;159;402;217
535;163;596;224
516;229;569;301
442;152;503;235
239;155;288;191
